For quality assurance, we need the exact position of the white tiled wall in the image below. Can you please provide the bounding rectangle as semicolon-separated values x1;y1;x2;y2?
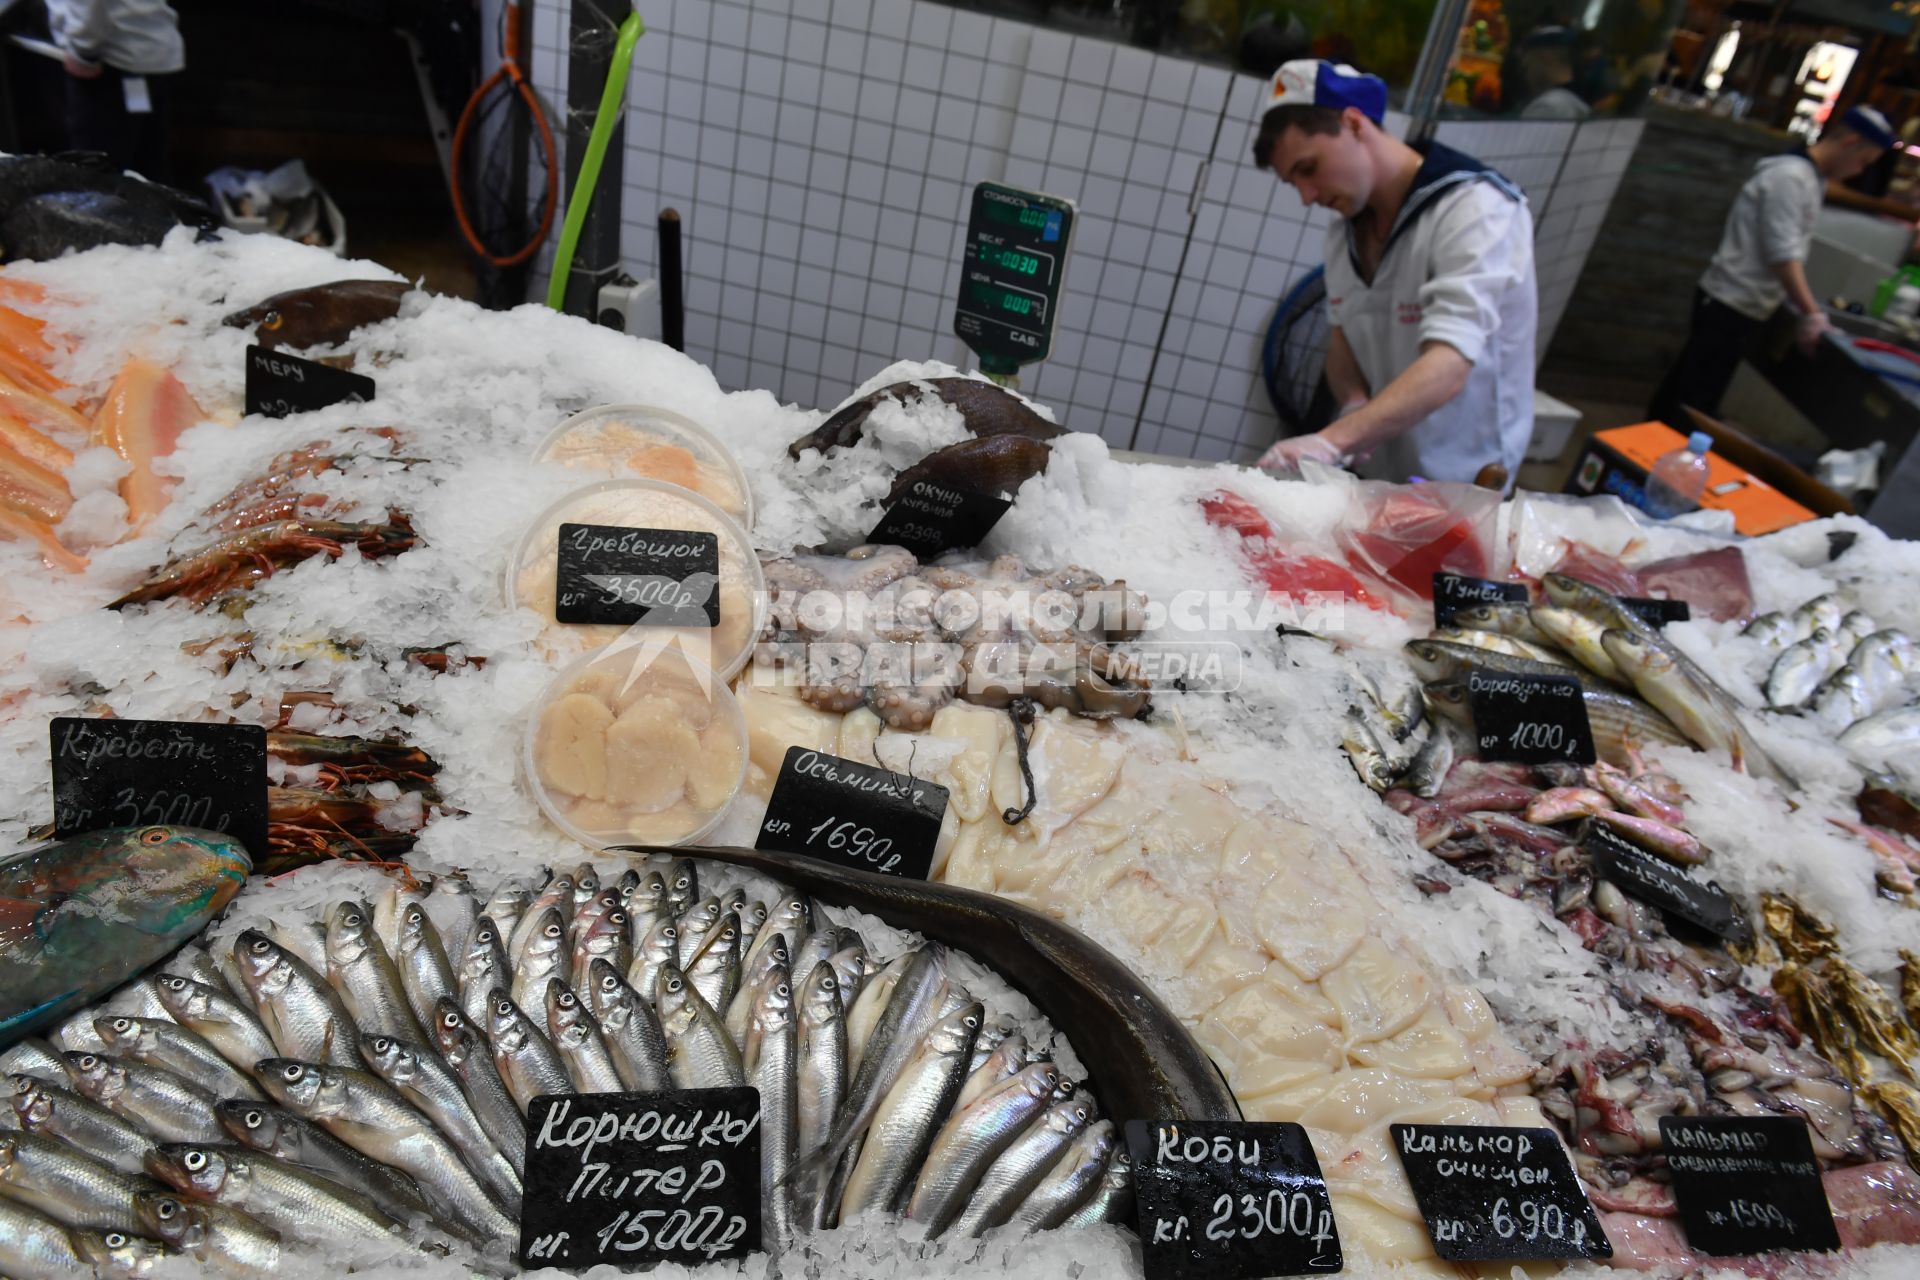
524;0;1641;464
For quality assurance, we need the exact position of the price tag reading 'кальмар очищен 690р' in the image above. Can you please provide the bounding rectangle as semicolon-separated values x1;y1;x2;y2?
1391;1124;1611;1262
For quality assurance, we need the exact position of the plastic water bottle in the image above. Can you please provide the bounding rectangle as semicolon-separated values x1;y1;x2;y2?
1643;431;1713;519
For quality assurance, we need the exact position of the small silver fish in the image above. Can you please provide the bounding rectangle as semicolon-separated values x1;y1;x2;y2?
509;907;568;1011
8;1072;151;1175
908;1059;1061;1233
214;1100;436;1223
949;1094;1095;1236
795;962;846;1168
457;916;511;1030
1742;611;1795;647
627;916;680;1000
0;1194;95;1275
93;1014;260;1101
663;859;699;916
676;895;724;968
152;975;275;1075
423;873;479;968
480;882;531;955
1058;1147;1132;1226
485;990;571;1112
0;1128;147;1233
585;960;669;1094
570;904;632;995
1768;628;1838;708
508;873;574;964
324;902;421;1041
145;1141;399;1242
544;981;623;1094
393;903;459;1034
745;965;798;1245
621;871;669;951
727;932;791;1048
426;1000;526;1177
359;1033;521;1214
656;963;745;1089
133;1190;282;1275
1007;1119;1116;1232
685;912;742;1012
61;1052;223;1143
839;1003;982;1219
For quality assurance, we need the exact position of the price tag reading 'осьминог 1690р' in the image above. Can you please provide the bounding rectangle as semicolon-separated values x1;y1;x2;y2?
1391;1124;1611;1262
517;1088;761;1271
756;747;949;881
1659;1116;1840;1256
1432;573;1528;626
50;717;269;862
1467;671;1597;766
553;523;721;628
1125;1120;1342;1280
244;344;375;418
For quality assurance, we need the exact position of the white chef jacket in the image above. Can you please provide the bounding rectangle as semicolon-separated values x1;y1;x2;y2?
1699;152;1821;321
1321;143;1537;485
47;0;184;75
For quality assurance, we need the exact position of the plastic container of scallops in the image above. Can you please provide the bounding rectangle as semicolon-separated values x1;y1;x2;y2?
533;403;754;528
505;478;765;677
523;639;749;848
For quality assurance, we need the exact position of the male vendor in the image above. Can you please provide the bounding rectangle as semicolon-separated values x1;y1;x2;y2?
1254;61;1537;485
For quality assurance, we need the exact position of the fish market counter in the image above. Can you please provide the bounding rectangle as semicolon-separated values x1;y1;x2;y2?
5;231;1920;1279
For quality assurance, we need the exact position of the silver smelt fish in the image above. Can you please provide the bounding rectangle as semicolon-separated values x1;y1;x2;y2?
614;869;641;907
133;1191;282;1277
393;903;458;1034
568;887;621;954
215;1100;436;1223
9;1073;151;1175
0;1129;146;1233
949;1094;1094;1237
1059;1148;1132;1227
51;1007;109;1056
509;908;568;1010
745;965;797;1246
256;1058;515;1245
233;926;355;1067
622;871;669;950
325;900;422;1042
373;878;429;958
1007;1118;1115;1232
844;952;910;1078
727;932;790;1048
70;1227;168;1278
480;882;531;955
269;920;328;975
685;912;743;1012
509;873;575;964
424;873;479;968
1;1040;67;1085
486;989;571;1111
795;961;846;1170
567;863;601;916
840;1003;982;1220
457;916;511;1029
628;917;680;999
61;1052;223;1143
585;960;670;1094
427;1001;526;1177
545;981;624;1094
664;858;699;916
825;941;871;1008
738;899;771;953
93;1015;261;1101
676;895;724;968
965;1023;1012;1082
743;893;809;977
656;963;745;1088
145;1142;398;1242
909;1060;1061;1233
0;1193;94;1277
160;947;231;997
719;885;750;918
152;975;275;1074
359;1033;521;1214
790;929;839;997
571;904;632;995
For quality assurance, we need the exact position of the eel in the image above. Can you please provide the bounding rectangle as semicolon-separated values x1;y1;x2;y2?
222;280;412;351
789;377;1068;459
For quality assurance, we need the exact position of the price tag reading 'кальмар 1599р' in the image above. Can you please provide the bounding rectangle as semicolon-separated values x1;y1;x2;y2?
1124;1120;1342;1279
1390;1124;1610;1262
244;344;375;419
1432;573;1528;626
553;523;720;628
1466;671;1597;766
517;1087;761;1270
866;478;1012;560
50;717;269;862
757;747;948;880
1659;1115;1839;1256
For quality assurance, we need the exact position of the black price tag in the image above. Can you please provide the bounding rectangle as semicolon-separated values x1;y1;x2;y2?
50;718;269;861
554;523;720;628
1585;824;1750;944
1432;573;1527;626
244;344;374;418
756;746;947;880
1391;1125;1610;1262
1124;1120;1341;1279
1622;596;1691;627
867;479;1012;559
1466;671;1596;765
518;1088;761;1270
1660;1116;1839;1256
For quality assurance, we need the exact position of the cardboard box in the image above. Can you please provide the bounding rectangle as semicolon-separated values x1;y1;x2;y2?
1564;422;1816;536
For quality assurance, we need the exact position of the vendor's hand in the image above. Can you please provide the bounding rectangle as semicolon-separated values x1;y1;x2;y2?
1258;432;1344;475
1795;309;1831;355
62;54;104;79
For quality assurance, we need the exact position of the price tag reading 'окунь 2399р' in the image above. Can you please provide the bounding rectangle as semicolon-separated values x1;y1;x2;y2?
757;747;948;880
1125;1120;1342;1279
1467;671;1596;766
50;717;269;862
1659;1116;1839;1256
866;478;1012;560
1391;1124;1610;1262
554;523;720;628
518;1088;760;1270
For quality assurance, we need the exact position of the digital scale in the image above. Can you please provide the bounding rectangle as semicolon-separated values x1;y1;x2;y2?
953;182;1076;384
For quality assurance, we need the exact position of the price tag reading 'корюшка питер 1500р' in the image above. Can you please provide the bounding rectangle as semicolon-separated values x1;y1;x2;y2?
1391;1124;1611;1262
50;717;269;862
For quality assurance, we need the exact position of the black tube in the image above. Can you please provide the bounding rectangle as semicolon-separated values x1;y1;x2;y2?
659;207;684;352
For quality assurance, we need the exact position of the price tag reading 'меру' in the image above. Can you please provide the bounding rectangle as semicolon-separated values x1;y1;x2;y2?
756;747;948;881
50;717;269;862
1432;573;1528;626
518;1088;761;1271
1125;1120;1342;1280
244;344;375;419
1659;1116;1839;1257
866;479;1012;559
1467;671;1597;766
554;523;721;628
1585;823;1751;945
1391;1124;1611;1262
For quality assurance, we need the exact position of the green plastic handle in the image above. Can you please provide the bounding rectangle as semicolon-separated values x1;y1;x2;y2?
545;9;647;312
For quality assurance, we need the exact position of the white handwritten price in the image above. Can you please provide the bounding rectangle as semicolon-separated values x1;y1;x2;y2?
71;787;231;832
1203;1189;1336;1249
1490;1197;1589;1248
1506;723;1566;753
1726;1199;1794;1232
593;1206;748;1259
805;815;899;872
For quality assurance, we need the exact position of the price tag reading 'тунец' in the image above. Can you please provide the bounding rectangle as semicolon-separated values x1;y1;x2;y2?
1432;573;1528;626
50;717;269;861
1391;1124;1611;1262
756;747;948;880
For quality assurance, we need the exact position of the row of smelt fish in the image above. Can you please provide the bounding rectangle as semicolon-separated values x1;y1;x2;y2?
1745;592;1920;727
0;857;1131;1278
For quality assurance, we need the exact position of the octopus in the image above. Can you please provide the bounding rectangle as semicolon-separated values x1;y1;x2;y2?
756;544;1150;731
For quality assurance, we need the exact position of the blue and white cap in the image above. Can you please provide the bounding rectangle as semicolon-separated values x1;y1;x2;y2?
1840;104;1898;150
1261;59;1387;125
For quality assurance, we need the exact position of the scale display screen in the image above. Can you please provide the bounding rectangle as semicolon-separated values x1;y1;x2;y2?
953;183;1074;374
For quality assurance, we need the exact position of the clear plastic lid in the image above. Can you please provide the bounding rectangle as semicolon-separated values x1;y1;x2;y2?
523;640;747;849
506;479;767;678
534;404;754;528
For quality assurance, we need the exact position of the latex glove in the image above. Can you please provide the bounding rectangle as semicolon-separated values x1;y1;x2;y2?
63;54;104;80
1795;309;1831;356
1258;432;1344;475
